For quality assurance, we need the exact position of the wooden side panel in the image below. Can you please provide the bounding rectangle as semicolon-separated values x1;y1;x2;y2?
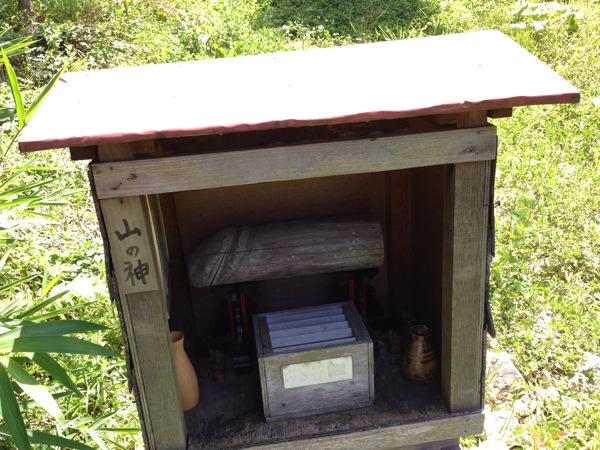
99;195;186;449
385;170;412;316
440;161;491;412
119;291;187;449
410;165;445;342
159;193;197;349
97;142;187;449
100;195;187;449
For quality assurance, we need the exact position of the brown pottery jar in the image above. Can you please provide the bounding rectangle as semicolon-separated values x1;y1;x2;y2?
401;325;438;384
170;331;200;411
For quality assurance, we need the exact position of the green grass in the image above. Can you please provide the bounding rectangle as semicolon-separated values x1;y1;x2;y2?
1;0;599;448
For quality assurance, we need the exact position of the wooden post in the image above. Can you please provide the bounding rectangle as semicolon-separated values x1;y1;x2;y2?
441;112;492;412
97;142;187;450
17;0;33;14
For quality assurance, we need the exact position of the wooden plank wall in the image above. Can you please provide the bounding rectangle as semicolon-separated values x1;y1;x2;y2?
385;169;412;317
174;173;390;335
410;165;445;349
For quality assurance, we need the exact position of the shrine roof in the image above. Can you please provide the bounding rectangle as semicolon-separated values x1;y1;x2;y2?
18;30;579;152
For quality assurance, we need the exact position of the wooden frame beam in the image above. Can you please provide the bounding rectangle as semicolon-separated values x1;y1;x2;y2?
92;127;496;199
240;412;483;450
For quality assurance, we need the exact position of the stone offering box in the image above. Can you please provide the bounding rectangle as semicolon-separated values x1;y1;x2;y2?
254;302;374;421
19;31;578;450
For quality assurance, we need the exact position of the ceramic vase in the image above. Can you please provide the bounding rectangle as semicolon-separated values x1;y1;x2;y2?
402;325;437;384
170;331;199;411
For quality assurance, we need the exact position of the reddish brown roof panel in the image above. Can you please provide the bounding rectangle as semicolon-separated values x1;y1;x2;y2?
18;30;579;152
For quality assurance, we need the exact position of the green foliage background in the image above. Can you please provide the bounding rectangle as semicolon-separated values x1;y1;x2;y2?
1;0;599;448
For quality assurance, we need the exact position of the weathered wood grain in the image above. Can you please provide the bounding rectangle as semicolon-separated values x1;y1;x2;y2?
487;108;513;119
157;193;198;350
98;142;187;450
69;145;97;160
385;169;411;316
101;196;159;294
441;113;491;414
246;414;482;449
187;215;384;288
120;290;186;450
254;303;374;421
91;127;497;199
441;160;491;412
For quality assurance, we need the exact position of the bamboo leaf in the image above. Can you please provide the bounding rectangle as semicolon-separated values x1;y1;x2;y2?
41;259;50;293
1;356;62;420
27;353;82;396
93;427;141;433
18;391;70;413
19;210;57;220
0;168;24;191
0;178;55;199
86;429;111;450
0;107;15;122
40;278;66;312
92;435;130;450
0;297;27;319
0;318;27;329
0;364;31;450
0;426;95;450
0;198;41;208
88;410;118;429
0;320;109;347
1;50;25;128
0;335;119;357
0;242;16;273
0;34;35;58
4;163;57;173
18;290;69;320
29;199;70;207
0;275;37;295
29;301;96;322
41;275;62;297
25;63;70;123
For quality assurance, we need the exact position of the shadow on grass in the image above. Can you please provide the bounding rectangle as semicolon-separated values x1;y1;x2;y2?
259;0;441;39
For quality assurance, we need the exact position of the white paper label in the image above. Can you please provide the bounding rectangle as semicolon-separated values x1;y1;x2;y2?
282;356;353;389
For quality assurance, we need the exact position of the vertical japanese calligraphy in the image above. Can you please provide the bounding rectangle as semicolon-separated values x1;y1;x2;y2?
101;196;159;294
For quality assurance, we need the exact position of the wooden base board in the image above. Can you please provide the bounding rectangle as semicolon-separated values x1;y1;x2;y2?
184;332;483;449
379;439;460;450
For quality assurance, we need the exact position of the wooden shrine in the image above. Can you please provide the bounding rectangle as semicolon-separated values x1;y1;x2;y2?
19;30;579;450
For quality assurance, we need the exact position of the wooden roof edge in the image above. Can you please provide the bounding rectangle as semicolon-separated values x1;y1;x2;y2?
18;92;580;153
